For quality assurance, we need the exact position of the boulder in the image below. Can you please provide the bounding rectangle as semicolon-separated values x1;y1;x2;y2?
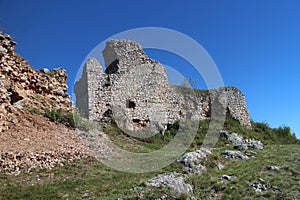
218;174;237;181
177;148;211;175
221;150;248;160
249;178;282;193
147;172;193;196
220;130;264;150
266;165;280;170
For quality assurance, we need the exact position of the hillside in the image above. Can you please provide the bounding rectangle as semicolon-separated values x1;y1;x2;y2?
0;32;89;174
0;118;299;199
0;32;299;200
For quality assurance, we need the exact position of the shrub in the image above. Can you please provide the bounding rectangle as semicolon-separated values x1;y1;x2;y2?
44;109;63;123
42;109;96;131
28;107;41;114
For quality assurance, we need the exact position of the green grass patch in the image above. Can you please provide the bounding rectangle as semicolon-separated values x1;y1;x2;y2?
188;144;300;200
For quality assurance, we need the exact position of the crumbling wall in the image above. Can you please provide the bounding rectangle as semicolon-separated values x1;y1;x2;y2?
74;39;252;131
0;32;73;132
74;58;111;120
76;40;184;131
198;87;251;127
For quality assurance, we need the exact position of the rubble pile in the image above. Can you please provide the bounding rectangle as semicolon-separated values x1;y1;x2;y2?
0;150;86;175
0;32;88;174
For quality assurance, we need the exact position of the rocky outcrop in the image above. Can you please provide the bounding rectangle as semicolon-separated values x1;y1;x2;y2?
218;174;237;181
177;147;211;175
249;178;281;193
74;39;252;132
147;172;194;197
220;131;264;150
266;165;279;171
221;150;248;160
145;131;267;198
0;32;73;132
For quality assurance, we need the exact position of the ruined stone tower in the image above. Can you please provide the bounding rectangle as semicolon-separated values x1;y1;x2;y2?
74;39;251;132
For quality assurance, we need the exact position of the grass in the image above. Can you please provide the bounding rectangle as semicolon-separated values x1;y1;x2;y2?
188;144;300;200
0;114;299;199
0;157;182;200
29;108;97;131
223;116;300;145
1;144;298;199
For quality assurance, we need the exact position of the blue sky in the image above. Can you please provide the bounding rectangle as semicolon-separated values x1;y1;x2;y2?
1;0;299;138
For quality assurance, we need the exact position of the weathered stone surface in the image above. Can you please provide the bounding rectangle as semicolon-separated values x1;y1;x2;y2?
0;32;73;133
74;39;252;132
221;150;248;160
218;174;237;181
147;172;193;196
177;148;211;175
266;165;280;170
0;32;85;174
249;178;282;193
245;138;264;149
220;131;264;150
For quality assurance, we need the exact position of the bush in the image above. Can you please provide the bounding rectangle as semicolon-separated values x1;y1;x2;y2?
44;109;64;123
223;117;300;145
28;107;41;114
43;109;95;131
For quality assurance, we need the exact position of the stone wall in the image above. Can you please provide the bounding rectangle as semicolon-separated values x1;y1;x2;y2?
0;32;73;132
74;58;110;120
74;39;251;132
197;87;251;127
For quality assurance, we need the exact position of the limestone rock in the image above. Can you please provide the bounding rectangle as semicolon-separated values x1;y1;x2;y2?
266;165;280;170
218;174;237;181
221;150;248;160
249;178;282;193
220;131;264;150
177;148;211;175
147;172;193;196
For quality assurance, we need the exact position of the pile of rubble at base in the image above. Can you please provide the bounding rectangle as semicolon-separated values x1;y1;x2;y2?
0;32;87;175
0;111;90;175
0;150;87;175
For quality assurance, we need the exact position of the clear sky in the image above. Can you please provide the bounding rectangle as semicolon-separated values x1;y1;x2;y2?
1;0;299;138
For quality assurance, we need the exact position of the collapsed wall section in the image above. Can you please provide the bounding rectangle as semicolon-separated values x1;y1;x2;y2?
199;87;251;127
0;32;73;132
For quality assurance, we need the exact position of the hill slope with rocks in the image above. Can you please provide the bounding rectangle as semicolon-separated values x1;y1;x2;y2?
0;32;90;174
0;32;299;199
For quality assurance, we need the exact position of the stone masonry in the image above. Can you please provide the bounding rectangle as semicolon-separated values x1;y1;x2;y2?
0;32;73;132
74;39;251;132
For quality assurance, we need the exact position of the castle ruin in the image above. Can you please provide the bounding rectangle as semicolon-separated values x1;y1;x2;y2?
74;39;251;132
